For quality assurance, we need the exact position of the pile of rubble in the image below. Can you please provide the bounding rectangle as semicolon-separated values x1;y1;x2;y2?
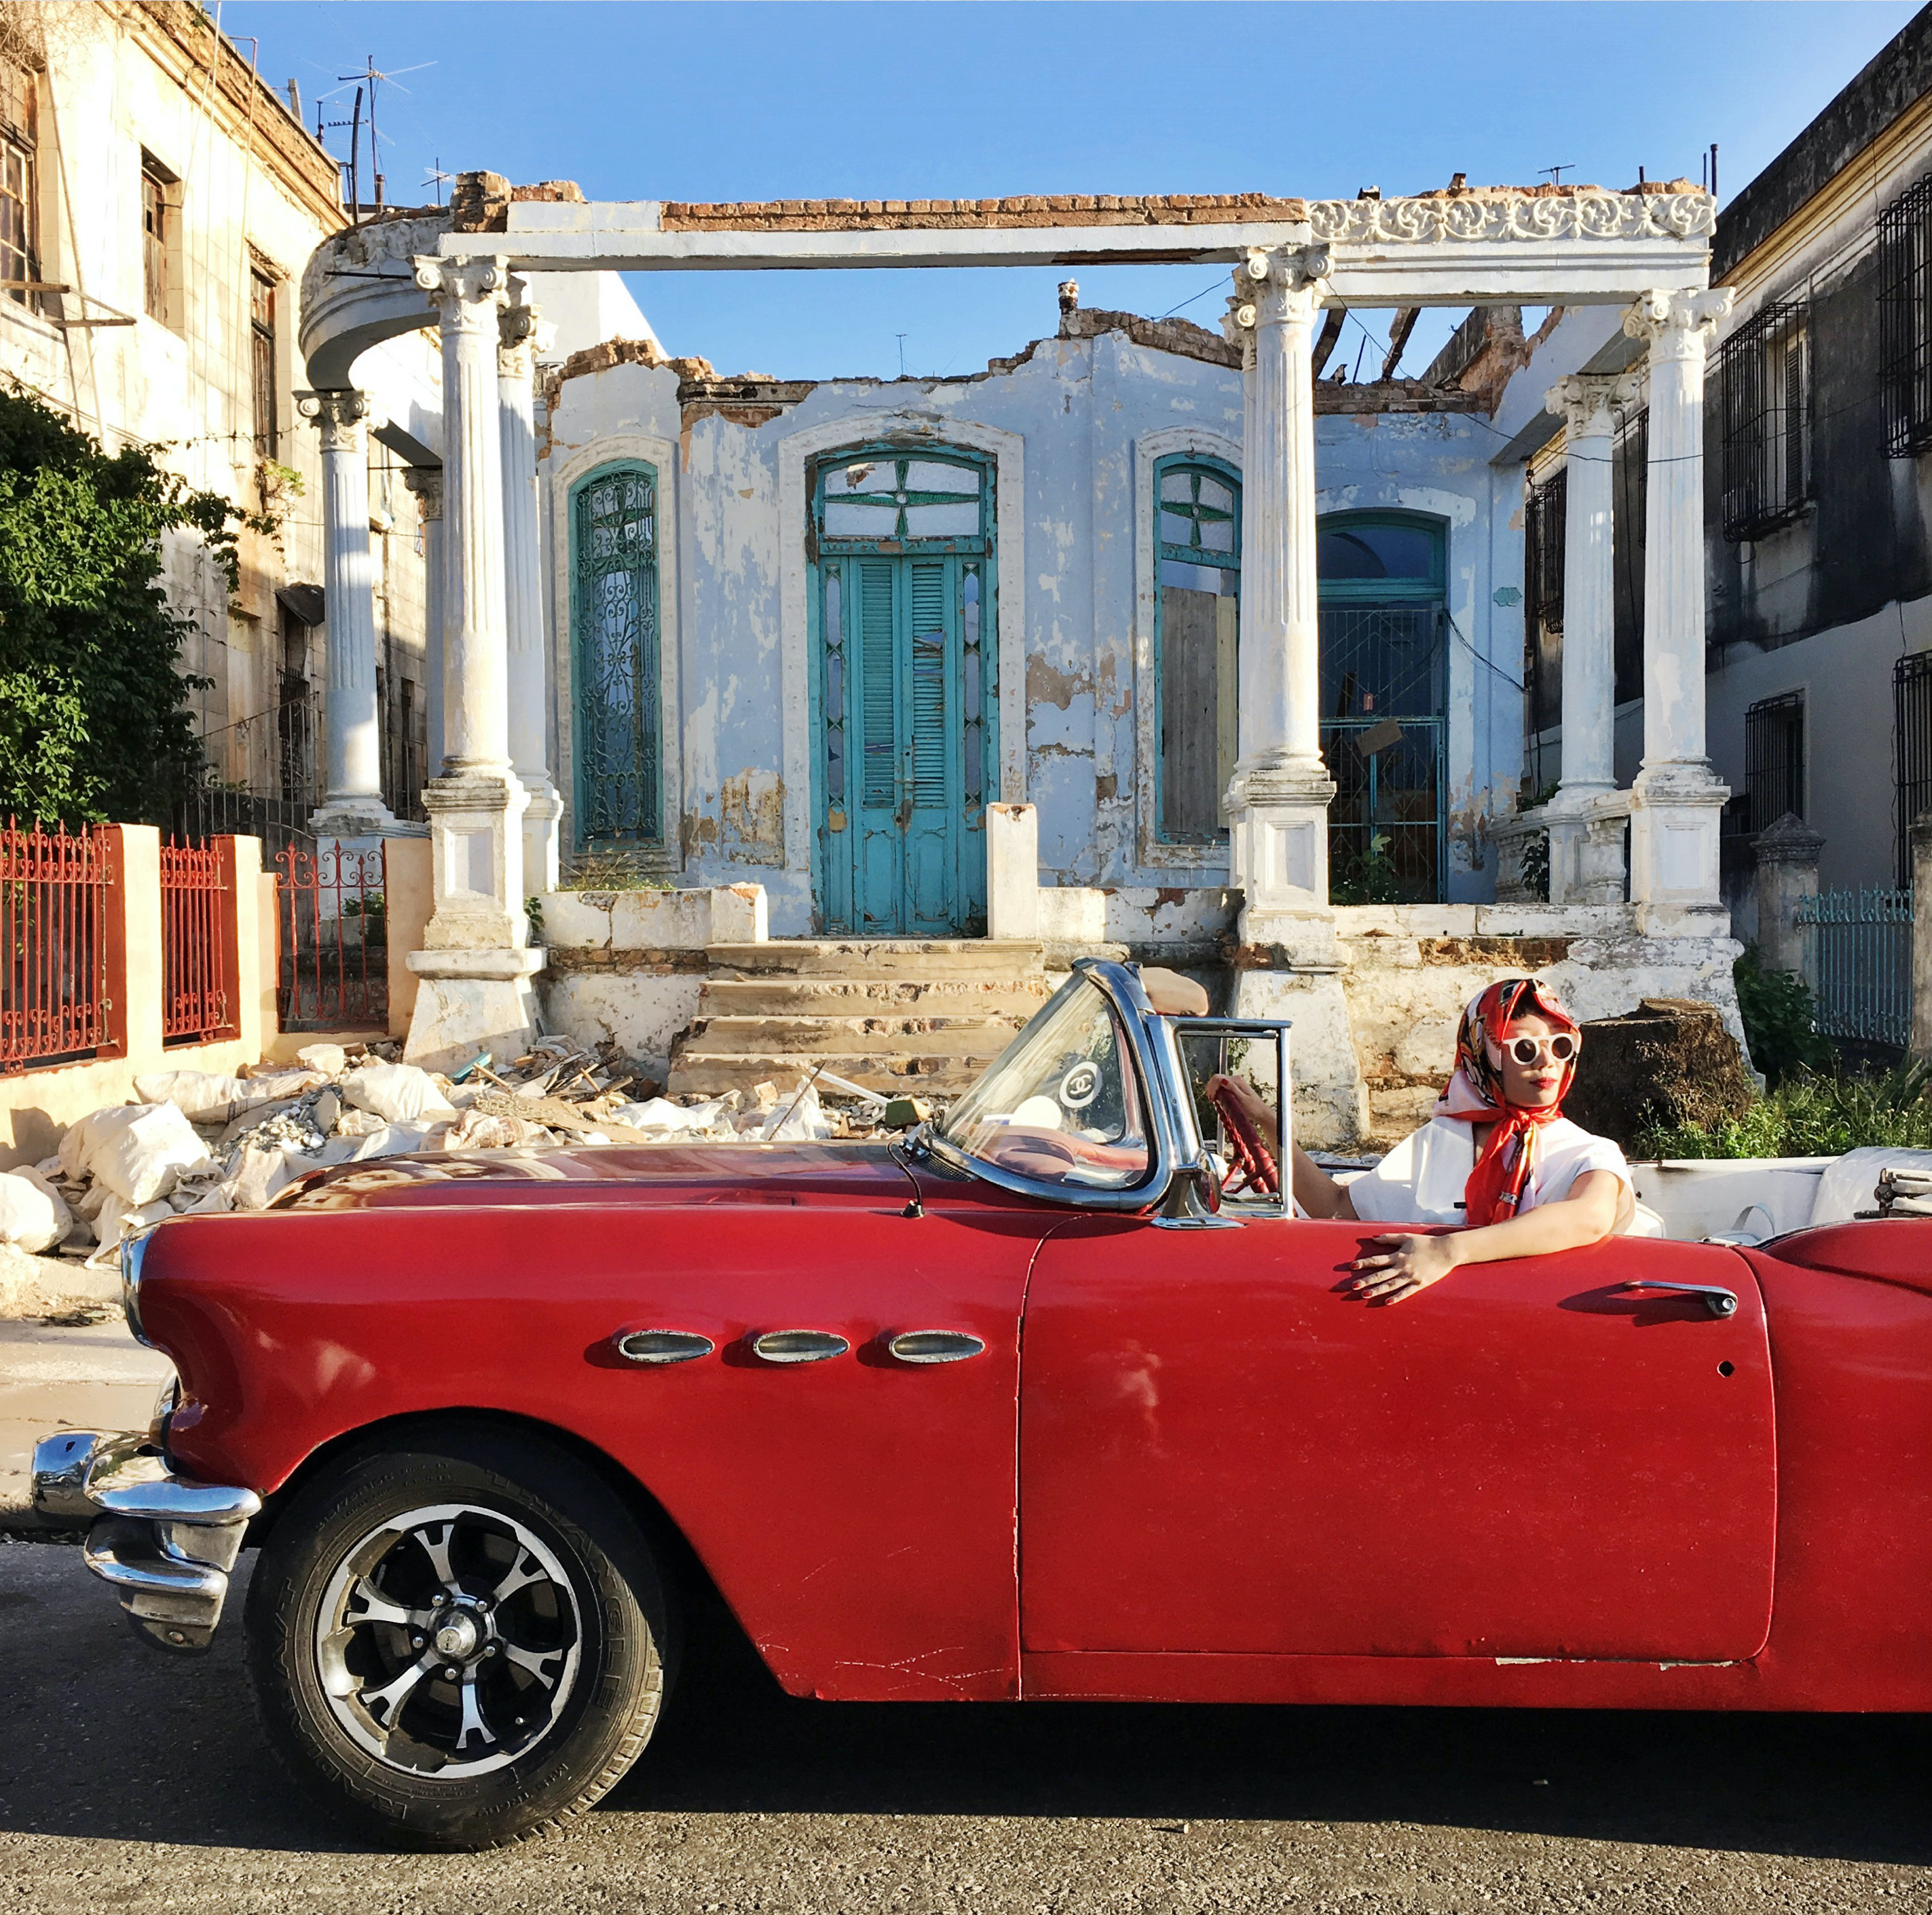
0;1040;935;1269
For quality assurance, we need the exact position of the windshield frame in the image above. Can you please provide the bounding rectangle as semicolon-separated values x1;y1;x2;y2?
920;960;1186;1210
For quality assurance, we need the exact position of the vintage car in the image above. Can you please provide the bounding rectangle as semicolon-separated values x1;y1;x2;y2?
31;959;1932;1848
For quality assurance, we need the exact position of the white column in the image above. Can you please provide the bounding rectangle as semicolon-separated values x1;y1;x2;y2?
1223;242;1337;942
1543;370;1640;904
1623;287;1736;935
401;466;445;780
401;252;540;1073
500;300;562;893
297;388;396;834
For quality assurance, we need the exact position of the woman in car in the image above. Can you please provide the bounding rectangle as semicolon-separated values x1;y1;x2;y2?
1214;976;1639;1305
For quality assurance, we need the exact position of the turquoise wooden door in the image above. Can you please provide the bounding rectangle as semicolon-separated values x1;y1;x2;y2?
813;451;994;935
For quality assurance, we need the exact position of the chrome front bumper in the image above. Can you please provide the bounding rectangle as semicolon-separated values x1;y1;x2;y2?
31;1430;261;1655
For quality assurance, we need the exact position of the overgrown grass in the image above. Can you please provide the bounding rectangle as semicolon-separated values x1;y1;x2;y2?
1637;1060;1932;1159
555;846;673;893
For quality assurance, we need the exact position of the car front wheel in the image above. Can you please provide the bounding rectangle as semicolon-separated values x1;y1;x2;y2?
245;1426;673;1848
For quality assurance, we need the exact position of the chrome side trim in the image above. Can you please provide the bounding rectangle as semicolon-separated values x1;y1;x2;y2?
749;1329;850;1364
887;1330;986;1364
31;1429;259;1656
120;1230;153;1347
613;1329;716;1365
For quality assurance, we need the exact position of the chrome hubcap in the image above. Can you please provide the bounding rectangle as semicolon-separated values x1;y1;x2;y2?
315;1502;583;1778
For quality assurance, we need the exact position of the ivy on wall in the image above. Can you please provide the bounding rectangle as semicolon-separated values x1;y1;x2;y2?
0;382;263;825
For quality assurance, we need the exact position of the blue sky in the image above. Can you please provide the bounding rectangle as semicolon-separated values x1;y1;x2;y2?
223;1;1922;382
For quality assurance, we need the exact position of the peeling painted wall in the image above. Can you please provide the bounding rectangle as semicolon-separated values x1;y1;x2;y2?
540;326;1522;931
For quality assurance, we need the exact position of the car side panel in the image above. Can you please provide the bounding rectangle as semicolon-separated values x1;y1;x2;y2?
147;1201;1045;1702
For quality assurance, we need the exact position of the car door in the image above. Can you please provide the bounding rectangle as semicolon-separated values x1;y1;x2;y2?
1019;1215;1776;1663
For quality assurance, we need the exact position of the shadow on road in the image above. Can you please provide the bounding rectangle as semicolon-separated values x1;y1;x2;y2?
5;1540;1930;1865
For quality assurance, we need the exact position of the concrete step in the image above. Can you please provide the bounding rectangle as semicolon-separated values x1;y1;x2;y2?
706;940;1046;980
697;976;1055;1017
667;1052;1001;1098
679;1013;1028;1059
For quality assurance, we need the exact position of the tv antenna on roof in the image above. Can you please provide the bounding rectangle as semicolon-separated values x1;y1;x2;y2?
423;157;454;209
1540;163;1576;187
323;55;434;222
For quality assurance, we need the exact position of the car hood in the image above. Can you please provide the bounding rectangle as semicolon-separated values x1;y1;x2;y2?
267;1140;1029;1214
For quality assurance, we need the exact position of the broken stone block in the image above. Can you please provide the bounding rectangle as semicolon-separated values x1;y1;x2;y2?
1561;998;1755;1150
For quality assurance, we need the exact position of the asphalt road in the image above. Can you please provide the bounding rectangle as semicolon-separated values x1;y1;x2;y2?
2;1534;1930;1915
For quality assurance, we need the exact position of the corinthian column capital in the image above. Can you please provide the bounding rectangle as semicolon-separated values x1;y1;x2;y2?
498;303;555;380
1544;369;1645;438
1622;286;1735;362
412;253;510;327
1228;243;1333;334
295;387;367;451
401;465;443;520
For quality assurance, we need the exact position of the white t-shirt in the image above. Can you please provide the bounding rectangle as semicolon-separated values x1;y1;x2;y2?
1345;1114;1635;1229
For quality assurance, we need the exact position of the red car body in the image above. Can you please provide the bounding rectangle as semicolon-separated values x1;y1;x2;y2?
136;1135;1932;1717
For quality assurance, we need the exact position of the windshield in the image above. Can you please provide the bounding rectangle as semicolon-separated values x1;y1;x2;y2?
936;977;1151;1191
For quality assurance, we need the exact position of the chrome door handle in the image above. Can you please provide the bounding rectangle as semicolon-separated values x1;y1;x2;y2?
749;1329;851;1364
612;1329;716;1365
1616;1280;1739;1319
887;1331;986;1364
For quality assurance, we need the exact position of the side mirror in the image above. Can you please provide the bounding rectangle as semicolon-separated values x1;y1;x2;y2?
1154;1155;1240;1231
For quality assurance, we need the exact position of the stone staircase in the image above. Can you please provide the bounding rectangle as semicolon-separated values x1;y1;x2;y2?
665;940;1054;1099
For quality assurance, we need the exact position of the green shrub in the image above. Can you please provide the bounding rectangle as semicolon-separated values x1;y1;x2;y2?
1733;944;1832;1086
1331;830;1401;906
1637;1060;1932;1159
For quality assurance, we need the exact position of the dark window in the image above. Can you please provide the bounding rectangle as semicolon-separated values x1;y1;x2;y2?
1612;408;1647;705
1523;468;1566;747
250;266;276;454
1880;172;1932;458
1744;691;1804;832
141;154;172;324
1720;302;1810;540
1895;650;1932;883
1154;456;1240;843
0;64;35;309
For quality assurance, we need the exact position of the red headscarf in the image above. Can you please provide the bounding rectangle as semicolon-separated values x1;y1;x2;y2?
1434;978;1580;1227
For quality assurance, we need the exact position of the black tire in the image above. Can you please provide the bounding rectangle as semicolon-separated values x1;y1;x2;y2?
245;1425;674;1849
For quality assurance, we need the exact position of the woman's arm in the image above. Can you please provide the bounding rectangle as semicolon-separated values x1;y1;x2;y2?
1204;1074;1357;1219
1347;1168;1622;1304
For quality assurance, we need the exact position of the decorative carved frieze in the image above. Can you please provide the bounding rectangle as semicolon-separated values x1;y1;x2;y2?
298;211;451;332
1306;192;1715;246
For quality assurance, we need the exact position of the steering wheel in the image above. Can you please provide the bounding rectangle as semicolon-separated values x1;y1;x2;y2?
1208;1080;1282;1198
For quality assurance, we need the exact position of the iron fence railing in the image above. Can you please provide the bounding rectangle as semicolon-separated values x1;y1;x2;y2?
160;836;234;1046
274;840;388;1032
1798;885;1914;1049
179;691;323;868
0;818;113;1075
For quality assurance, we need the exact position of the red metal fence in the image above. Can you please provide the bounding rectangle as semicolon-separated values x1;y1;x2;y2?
0;819;114;1074
160;836;235;1046
275;841;388;1030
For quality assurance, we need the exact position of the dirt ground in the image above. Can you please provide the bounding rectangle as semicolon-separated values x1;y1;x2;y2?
2;1537;1929;1914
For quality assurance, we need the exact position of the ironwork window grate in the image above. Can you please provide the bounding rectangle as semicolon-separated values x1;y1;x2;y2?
1525;467;1566;635
1881;172;1932;457
1744;690;1804;832
1895;650;1932;883
1720;302;1810;540
572;464;662;847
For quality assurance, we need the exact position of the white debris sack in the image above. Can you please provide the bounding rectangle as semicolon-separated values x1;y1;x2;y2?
65;1102;212;1204
761;1079;834;1142
132;1070;308;1126
339;1062;458;1126
609;1097;737;1140
88;1194;172;1265
349;1122;436;1161
0;1167;71;1253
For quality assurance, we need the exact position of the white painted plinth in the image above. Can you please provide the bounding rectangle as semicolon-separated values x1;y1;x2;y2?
403;946;546;1073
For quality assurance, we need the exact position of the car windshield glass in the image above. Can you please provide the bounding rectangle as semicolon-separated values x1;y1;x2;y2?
936;977;1151;1191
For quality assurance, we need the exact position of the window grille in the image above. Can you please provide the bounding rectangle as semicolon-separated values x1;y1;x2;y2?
1895;650;1932;883
0;64;35;310
250;267;277;455
141;157;170;323
1719;303;1810;540
1153;457;1240;843
1743;690;1804;832
1525;467;1566;634
1880;172;1932;458
571;464;661;847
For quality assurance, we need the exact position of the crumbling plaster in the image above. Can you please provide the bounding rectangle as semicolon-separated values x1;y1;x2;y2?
539;316;1527;932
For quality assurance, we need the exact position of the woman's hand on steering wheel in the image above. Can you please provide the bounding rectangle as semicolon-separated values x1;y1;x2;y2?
1205;1074;1281;1198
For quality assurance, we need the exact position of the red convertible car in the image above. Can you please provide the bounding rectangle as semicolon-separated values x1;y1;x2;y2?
31;959;1932;1848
